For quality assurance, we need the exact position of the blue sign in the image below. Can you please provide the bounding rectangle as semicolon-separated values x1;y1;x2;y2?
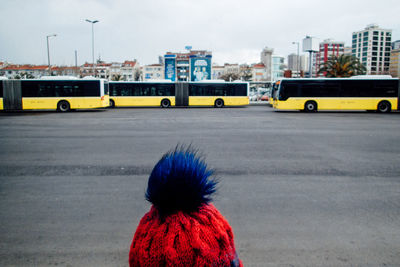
190;55;211;81
164;55;176;81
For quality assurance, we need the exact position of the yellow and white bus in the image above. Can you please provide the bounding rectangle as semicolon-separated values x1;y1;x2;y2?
0;78;109;112
273;77;399;112
109;81;249;108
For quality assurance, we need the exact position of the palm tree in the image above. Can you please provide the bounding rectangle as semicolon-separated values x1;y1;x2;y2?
111;74;124;81
318;55;366;77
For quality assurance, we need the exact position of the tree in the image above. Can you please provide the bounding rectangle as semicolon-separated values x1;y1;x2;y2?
111;74;124;81
240;65;252;81
134;69;142;81
318;55;366;77
220;72;240;82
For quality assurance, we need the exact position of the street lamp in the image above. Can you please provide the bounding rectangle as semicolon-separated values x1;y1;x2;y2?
47;34;57;75
292;41;300;76
85;19;99;77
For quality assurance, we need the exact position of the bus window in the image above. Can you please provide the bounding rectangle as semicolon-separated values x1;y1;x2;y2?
82;81;101;96
374;80;398;97
214;85;227;96
279;82;298;100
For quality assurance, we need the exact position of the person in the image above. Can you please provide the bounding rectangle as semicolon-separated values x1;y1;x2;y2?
129;146;243;266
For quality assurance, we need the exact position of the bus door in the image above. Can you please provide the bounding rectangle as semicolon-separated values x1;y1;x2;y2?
2;80;22;111
175;82;189;107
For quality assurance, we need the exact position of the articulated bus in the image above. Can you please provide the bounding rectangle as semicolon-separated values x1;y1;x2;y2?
109;81;249;108
0;78;109;112
273;77;400;112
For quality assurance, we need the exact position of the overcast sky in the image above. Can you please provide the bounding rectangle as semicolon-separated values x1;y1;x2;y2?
1;0;399;66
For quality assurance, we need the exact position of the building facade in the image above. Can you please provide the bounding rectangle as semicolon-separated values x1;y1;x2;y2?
252;63;267;81
272;55;285;81
287;53;299;72
261;47;273;81
352;24;392;75
142;64;164;81
392;40;400;50
389;49;400;77
164;50;212;81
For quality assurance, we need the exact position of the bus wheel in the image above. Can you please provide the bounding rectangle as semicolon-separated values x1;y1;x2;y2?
109;99;115;108
215;99;224;108
57;101;70;112
161;99;170;108
304;101;317;112
377;101;391;113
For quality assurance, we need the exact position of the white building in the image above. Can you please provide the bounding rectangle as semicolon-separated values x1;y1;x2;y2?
261;47;273;81
142;64;164;81
251;63;267;81
212;65;224;79
352;24;392;75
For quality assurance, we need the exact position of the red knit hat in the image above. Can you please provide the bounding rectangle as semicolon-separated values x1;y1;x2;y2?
129;147;242;267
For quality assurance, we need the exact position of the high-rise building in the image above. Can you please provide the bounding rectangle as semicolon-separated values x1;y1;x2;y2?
288;53;299;71
261;47;273;81
352;24;392;75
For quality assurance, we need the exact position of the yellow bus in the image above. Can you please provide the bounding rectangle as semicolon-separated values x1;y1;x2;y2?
0;78;109;112
273;77;399;112
109;81;249;108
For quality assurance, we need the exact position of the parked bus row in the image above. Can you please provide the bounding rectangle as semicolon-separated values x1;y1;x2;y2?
1;77;399;112
270;77;400;112
0;79;249;111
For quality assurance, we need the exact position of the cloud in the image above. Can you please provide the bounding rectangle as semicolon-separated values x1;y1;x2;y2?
0;0;399;66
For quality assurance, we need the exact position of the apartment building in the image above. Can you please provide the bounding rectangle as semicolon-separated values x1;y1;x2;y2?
142;64;164;80
352;24;392;75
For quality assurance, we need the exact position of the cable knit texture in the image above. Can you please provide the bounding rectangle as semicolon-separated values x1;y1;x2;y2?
129;203;243;267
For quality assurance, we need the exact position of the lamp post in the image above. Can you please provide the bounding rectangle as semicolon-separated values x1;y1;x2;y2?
47;34;57;75
85;19;99;77
292;41;300;77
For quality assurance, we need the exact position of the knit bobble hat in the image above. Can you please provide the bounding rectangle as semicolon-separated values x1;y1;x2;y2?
129;147;242;267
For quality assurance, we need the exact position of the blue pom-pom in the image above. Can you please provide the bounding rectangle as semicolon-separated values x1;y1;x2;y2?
145;146;217;214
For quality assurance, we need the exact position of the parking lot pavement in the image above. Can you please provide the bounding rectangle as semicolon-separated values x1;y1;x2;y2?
1;106;400;266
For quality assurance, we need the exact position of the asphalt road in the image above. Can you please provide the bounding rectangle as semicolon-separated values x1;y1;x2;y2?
0;106;399;266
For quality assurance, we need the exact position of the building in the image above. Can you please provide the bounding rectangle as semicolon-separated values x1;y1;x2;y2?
299;54;308;73
251;63;267;81
288;53;299;71
0;64;48;78
316;39;345;76
164;50;212;81
272;55;285;81
142;64;164;80
352;24;392;75
211;65;224;80
389;49;400;77
344;46;352;56
260;47;273;81
392;40;400;50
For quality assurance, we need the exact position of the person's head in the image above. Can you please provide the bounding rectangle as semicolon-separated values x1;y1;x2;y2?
129;146;242;267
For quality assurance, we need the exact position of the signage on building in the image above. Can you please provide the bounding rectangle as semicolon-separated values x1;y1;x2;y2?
190;55;211;81
164;55;176;81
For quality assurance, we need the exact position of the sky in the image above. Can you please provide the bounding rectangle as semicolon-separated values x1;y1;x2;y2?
1;0;400;66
